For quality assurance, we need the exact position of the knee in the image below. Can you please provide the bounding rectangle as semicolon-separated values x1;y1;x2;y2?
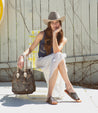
58;60;68;72
55;52;64;60
58;59;65;66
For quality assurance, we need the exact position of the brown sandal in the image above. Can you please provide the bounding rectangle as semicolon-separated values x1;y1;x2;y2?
64;90;82;102
46;96;58;105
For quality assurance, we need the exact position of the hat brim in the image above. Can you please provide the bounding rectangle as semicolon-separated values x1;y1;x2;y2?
43;16;65;25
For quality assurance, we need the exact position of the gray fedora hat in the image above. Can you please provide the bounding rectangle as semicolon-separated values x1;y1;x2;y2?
43;12;65;25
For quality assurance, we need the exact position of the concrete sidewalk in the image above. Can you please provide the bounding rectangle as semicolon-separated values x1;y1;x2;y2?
0;82;98;113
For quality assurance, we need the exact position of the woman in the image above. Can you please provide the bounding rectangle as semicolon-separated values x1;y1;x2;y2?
18;12;81;105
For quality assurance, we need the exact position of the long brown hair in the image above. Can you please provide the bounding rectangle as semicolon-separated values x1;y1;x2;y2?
44;21;63;55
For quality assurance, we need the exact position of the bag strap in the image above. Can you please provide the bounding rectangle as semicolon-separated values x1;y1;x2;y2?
16;55;28;78
24;55;28;77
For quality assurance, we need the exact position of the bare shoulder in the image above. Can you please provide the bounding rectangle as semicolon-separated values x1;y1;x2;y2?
37;31;44;41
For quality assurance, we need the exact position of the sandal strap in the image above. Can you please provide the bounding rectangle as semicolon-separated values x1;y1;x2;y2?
65;90;80;100
69;92;80;100
47;96;58;105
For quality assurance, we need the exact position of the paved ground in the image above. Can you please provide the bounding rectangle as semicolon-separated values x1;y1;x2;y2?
0;81;98;113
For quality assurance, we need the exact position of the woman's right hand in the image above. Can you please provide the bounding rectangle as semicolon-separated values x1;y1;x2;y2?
17;55;24;69
53;26;62;37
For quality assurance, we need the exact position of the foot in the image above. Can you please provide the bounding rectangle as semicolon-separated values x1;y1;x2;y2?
66;85;75;93
46;96;58;105
64;89;82;102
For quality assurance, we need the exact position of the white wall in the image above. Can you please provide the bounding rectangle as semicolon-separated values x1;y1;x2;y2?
0;0;98;84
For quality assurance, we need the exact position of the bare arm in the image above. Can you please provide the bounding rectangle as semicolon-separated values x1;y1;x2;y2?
18;31;44;69
22;31;44;56
53;27;67;53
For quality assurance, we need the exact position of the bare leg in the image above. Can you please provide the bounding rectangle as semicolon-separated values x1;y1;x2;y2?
58;59;75;92
47;58;81;103
48;67;58;97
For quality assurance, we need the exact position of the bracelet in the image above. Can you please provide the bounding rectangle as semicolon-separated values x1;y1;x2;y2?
21;53;26;57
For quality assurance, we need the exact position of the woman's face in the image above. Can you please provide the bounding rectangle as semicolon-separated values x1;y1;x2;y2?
50;20;61;31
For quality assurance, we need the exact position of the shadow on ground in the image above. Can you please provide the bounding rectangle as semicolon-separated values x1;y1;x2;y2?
0;94;47;107
0;94;80;107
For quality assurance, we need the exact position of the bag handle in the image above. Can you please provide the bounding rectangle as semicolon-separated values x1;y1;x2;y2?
16;55;28;78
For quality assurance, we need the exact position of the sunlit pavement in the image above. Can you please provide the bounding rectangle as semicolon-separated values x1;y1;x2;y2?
0;82;98;113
